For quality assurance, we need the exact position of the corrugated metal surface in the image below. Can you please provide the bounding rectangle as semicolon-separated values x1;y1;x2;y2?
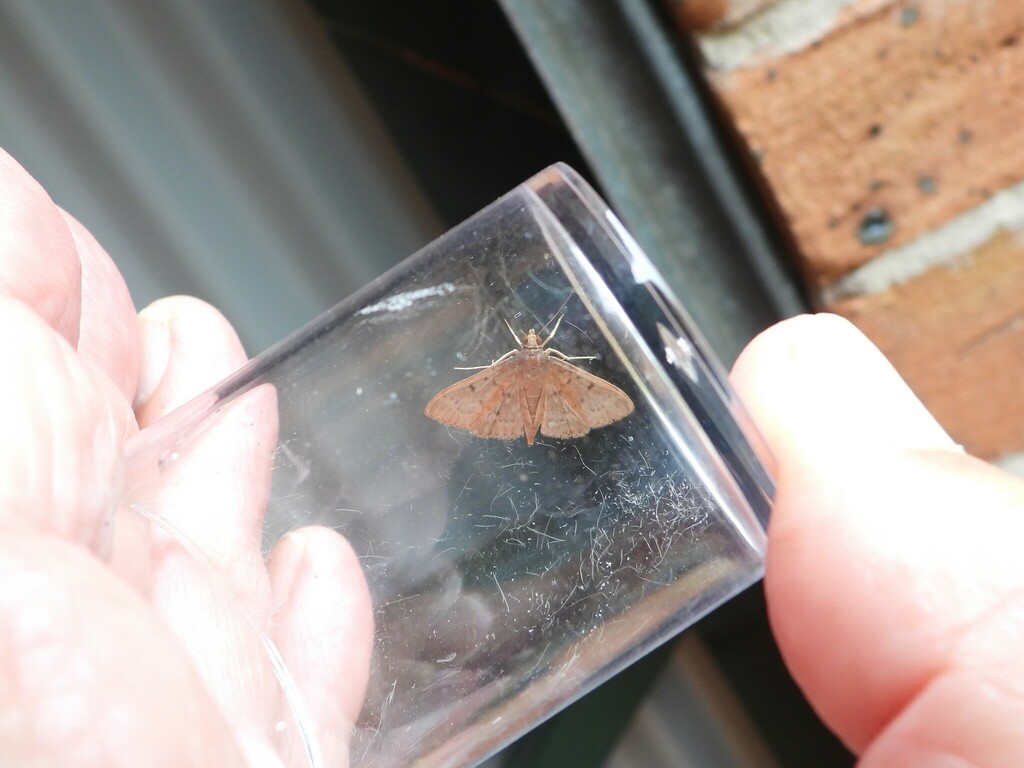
0;0;441;352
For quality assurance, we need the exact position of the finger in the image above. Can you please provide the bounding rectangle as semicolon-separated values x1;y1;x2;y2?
268;527;375;766
0;148;81;344
133;296;275;575
61;209;140;401
860;593;1024;767
135;296;247;425
132;297;283;757
148;543;280;764
0;532;245;768
731;314;1024;755
0;298;132;554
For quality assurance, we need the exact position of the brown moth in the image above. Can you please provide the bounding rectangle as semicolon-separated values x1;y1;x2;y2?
425;318;634;445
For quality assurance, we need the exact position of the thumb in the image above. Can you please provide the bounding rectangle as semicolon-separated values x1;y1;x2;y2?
731;314;1024;764
732;313;957;458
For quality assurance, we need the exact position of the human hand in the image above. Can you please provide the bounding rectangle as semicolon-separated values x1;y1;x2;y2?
732;314;1024;766
0;149;373;767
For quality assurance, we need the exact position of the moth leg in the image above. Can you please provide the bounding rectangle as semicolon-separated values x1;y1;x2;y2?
503;318;523;346
540;315;563;347
545;348;596;363
454;349;519;371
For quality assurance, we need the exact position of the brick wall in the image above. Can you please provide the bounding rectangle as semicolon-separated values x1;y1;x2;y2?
668;0;1024;462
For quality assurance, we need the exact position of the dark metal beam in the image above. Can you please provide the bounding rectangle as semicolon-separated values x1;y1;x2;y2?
498;0;806;364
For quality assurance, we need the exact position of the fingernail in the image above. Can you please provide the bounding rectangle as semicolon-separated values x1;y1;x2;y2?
786;314;959;452
92;458;121;561
268;530;311;614
87;379;133;560
135;305;171;411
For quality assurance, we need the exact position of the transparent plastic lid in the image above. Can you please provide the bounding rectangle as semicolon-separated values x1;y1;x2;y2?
119;163;773;767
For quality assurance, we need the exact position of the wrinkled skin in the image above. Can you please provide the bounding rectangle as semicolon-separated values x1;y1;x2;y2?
0;148;373;768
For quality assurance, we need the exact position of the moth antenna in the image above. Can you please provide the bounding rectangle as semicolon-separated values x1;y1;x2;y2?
541;314;563;347
541;294;574;333
504;318;523;346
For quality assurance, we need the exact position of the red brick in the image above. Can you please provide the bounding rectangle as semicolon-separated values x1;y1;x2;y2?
828;230;1024;458
705;1;1024;287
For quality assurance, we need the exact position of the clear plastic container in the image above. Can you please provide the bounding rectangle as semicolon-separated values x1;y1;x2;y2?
118;164;773;767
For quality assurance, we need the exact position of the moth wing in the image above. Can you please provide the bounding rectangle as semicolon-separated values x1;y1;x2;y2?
540;358;634;438
538;382;591;438
468;377;527;440
425;361;526;440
